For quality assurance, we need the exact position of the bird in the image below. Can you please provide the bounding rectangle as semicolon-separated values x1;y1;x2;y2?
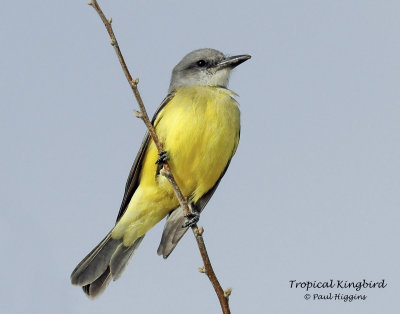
70;48;251;298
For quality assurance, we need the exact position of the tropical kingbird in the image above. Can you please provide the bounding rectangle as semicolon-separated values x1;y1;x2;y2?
71;48;251;298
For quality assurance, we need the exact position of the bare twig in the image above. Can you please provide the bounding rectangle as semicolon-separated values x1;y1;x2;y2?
88;1;231;313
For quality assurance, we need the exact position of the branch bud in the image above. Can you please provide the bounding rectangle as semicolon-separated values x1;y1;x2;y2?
224;287;232;298
196;226;204;236
134;110;143;118
198;266;206;273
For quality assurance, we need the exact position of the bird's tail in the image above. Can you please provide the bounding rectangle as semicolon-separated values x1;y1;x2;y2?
70;232;144;298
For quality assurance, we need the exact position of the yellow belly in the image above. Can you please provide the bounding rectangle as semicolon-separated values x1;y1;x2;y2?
112;85;240;245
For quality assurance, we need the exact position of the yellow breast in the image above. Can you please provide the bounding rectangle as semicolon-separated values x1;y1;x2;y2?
142;85;240;202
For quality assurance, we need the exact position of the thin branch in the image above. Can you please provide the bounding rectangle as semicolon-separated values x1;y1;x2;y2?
88;1;231;313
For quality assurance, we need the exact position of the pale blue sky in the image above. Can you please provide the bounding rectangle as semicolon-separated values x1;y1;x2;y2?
1;1;399;313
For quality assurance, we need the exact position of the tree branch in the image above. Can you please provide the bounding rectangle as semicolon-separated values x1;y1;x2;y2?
88;1;231;313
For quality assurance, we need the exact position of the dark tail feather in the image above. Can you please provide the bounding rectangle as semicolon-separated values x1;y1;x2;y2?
70;232;120;287
110;237;144;280
82;267;112;298
71;232;145;298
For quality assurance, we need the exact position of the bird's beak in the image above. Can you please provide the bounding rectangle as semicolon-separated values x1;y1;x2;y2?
216;54;251;70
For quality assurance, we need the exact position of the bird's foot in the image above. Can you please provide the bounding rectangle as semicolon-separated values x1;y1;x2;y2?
182;212;200;228
155;151;168;165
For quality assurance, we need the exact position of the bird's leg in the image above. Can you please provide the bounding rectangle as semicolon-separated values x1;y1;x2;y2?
182;203;200;228
155;151;169;176
155;150;168;165
155;150;199;227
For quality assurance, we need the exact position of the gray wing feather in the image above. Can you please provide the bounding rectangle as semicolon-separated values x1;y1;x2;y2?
116;133;150;222
116;93;175;222
157;161;231;258
156;206;187;258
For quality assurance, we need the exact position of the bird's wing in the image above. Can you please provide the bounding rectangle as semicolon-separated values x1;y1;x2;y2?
157;160;232;259
115;93;175;222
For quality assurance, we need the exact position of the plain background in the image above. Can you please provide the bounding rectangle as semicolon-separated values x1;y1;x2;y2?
1;1;399;313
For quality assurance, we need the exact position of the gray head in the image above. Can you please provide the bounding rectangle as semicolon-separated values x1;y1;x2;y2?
168;48;251;92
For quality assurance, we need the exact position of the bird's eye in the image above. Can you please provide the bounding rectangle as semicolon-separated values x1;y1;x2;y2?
196;60;206;67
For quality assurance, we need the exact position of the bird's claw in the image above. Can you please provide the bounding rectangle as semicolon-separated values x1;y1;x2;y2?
155;151;168;165
182;212;200;228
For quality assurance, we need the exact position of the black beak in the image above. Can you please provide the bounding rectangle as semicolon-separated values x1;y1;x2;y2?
217;54;251;70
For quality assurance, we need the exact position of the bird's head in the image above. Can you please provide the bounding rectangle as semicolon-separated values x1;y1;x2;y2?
169;48;251;92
